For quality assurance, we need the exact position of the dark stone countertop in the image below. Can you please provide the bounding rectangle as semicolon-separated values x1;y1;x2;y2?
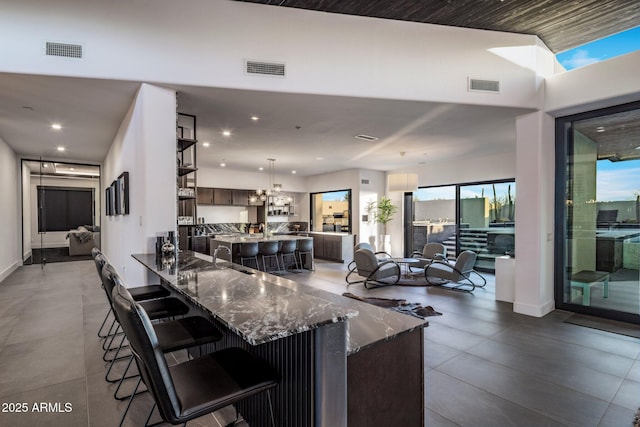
132;251;426;353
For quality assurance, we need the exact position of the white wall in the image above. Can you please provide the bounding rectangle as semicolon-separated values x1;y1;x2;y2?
0;137;20;283
29;175;100;249
545;51;640;116
102;83;176;285
0;0;553;110
514;111;555;317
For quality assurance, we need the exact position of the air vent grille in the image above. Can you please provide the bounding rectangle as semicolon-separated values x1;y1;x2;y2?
46;42;83;59
361;179;370;185
468;78;500;93
245;60;285;77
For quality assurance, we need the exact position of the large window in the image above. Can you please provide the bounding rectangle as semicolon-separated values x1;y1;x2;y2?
556;102;640;324
37;186;94;232
310;189;351;233
408;179;515;272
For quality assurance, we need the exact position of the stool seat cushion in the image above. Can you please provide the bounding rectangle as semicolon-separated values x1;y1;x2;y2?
155;316;224;353
170;347;279;419
129;285;171;301
139;298;190;320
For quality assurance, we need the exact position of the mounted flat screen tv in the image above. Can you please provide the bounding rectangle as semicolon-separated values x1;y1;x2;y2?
37;186;94;232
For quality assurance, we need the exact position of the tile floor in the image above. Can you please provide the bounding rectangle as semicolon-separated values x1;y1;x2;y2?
0;259;638;427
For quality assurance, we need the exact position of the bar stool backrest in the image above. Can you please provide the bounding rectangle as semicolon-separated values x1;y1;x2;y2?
112;283;181;423
101;263;121;305
239;242;259;257
259;240;279;255
279;239;297;254
297;238;313;252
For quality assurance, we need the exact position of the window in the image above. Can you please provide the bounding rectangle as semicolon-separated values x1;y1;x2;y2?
37;186;94;232
310;189;351;233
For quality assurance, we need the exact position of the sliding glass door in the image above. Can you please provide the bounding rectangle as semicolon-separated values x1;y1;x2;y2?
556;102;640;323
408;180;515;272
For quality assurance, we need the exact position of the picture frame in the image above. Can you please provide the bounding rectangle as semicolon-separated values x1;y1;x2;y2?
105;187;112;216
117;172;130;215
111;180;119;215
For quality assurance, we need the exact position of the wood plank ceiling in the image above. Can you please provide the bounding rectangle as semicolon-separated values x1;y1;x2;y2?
237;0;640;53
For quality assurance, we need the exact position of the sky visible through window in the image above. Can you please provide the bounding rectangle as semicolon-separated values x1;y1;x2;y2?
557;26;640;70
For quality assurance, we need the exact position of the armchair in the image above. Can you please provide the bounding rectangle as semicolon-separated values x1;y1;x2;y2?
347;242;391;272
346;248;401;289
424;250;486;292
411;242;447;268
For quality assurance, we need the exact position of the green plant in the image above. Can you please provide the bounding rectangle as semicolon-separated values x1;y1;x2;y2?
375;196;398;235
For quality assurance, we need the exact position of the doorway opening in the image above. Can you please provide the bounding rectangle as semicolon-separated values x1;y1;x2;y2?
21;159;101;266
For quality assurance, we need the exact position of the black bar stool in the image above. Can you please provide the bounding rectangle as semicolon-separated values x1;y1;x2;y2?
239;241;259;269
296;238;314;271
112;284;279;427
259;240;280;273
278;239;299;272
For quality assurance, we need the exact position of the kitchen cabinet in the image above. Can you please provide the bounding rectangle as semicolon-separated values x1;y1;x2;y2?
197;187;213;205
232;190;249;206
213;188;232;205
308;232;355;263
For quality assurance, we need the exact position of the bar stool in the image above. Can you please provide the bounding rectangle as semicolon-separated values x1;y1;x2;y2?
259;240;280;273
239;241;259;269
296;238;314;271
278;239;299;272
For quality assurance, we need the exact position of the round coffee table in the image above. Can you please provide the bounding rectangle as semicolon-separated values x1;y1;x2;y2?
391;258;421;279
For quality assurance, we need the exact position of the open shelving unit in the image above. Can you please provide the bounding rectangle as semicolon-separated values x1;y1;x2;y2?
177;113;197;249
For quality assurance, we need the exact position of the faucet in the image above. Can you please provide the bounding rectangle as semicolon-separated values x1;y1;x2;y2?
213;245;231;262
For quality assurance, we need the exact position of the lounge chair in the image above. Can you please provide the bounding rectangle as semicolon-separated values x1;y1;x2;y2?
424;250;486;292
346;248;401;289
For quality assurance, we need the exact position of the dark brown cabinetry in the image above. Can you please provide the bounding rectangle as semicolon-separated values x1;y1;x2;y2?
197;187;214;205
196;187;251;206
308;232;355;263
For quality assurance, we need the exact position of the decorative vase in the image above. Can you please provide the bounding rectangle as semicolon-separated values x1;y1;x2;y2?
368;235;377;251
380;234;391;254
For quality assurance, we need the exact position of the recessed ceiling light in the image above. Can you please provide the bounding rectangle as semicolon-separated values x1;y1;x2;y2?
22;106;34;111
220;162;226;167
69;167;75;171
202;142;210;147
56;146;65;152
258;167;264;171
315;157;324;160
250;115;260;121
354;134;379;142
291;170;296;174
596;126;605;132
51;123;62;130
222;130;231;137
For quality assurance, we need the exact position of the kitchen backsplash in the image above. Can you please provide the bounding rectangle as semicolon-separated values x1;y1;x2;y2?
195;222;307;235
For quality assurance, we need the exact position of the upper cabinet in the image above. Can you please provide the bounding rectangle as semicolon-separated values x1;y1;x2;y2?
196;187;251;206
177;113;197;226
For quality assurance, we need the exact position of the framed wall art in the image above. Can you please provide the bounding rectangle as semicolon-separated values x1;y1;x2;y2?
117;172;129;215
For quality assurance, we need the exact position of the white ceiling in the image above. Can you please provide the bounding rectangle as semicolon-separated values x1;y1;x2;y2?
0;72;533;176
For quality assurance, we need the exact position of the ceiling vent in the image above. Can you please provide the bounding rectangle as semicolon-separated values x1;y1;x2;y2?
361;179;370;185
468;78;500;93
354;134;379;142
45;41;83;59
245;60;286;77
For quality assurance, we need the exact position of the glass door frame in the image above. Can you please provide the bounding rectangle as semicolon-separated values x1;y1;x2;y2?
404;178;515;272
554;100;640;325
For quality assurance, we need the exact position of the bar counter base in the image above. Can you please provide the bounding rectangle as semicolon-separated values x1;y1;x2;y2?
347;327;425;427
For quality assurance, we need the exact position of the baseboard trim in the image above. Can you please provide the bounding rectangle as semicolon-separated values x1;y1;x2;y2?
513;300;555;317
0;260;20;284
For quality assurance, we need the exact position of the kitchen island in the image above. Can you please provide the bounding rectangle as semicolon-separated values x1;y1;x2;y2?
209;234;315;269
133;251;426;427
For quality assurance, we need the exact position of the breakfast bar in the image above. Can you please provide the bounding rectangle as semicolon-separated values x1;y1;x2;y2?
133;251;427;427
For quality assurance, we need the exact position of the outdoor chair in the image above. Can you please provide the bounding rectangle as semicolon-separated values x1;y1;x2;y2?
424;250;486;292
346;248;401;289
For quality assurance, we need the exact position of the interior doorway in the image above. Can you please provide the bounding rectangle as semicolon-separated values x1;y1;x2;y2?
21;159;101;266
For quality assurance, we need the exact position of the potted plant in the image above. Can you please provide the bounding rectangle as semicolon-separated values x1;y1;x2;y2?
375;196;398;254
